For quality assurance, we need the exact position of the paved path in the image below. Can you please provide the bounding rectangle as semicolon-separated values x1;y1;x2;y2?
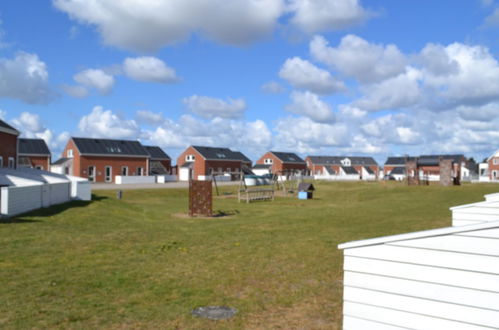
92;181;239;190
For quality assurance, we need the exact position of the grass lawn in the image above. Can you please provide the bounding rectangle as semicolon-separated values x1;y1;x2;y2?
1;181;497;329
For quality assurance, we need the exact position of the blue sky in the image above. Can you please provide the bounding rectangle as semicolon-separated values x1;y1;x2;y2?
1;0;499;163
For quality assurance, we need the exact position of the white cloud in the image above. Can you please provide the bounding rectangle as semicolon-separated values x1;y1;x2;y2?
74;69;115;95
285;91;334;122
61;84;89;98
310;34;407;83
135;110;165;125
457;103;499;122
53;0;285;52
53;0;369;52
183;95;247;119
78;106;140;139
0;52;55;104
261;81;285;94
288;0;369;34
279;57;345;94
354;68;422;111
123;56;177;83
483;8;499;27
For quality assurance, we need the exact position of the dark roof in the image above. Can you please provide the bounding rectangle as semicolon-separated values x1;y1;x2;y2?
149;160;168;174
181;161;194;168
342;166;358;175
418;154;465;166
253;164;271;169
52;157;71;165
324;166;336;175
298;183;315;191
144;146;171;160
308;156;378;166
0;119;19;135
270;151;305;163
384;156;417;166
72;137;149;157
389;167;406;175
18;138;50;155
192;146;250;162
364;166;374;175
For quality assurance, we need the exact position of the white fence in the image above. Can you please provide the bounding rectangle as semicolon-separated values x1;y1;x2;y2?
156;175;177;183
314;174;360;181
115;175;156;184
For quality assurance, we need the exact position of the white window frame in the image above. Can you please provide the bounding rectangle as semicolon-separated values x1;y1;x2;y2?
137;167;144;176
88;165;96;182
185;154;195;161
67;149;74;158
105;166;112;182
264;158;273;164
121;166;128;176
494;158;499;165
8;157;14;168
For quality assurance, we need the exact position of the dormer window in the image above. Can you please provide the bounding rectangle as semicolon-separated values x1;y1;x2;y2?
67;149;74;158
186;154;195;161
341;158;351;166
264;158;273;164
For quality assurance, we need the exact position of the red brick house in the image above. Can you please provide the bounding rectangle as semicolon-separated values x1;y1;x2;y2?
256;151;307;175
486;151;499;180
18;138;51;170
0;119;19;168
145;146;172;175
57;137;150;183
176;146;252;181
306;156;379;179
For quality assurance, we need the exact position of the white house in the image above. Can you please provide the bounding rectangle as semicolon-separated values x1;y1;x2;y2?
339;220;499;329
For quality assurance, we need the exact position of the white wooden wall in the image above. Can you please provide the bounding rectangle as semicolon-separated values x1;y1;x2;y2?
451;201;499;226
1;185;43;217
115;175;156;184
342;227;499;329
49;182;71;205
71;181;91;201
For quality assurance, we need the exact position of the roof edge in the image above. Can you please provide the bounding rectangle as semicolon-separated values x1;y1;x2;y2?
338;221;499;250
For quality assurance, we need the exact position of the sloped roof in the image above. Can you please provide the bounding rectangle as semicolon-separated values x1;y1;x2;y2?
342;166;358;175
144;146;171;160
418;154;465;166
18;138;51;155
52;157;71;165
309;156;378;166
253;164;271;169
338;220;499;250
389;167;406;175
0;119;19;135
384;156;417;165
364;166;374;175
270;151;305;163
192;146;250;162
324;166;336;175
72;137;149;157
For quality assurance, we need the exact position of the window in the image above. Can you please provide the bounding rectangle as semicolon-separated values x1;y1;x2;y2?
340;158;351;166
105;166;112;182
8;157;14;168
186;154;195;161
495;158;499;165
494;171;498;179
216;153;226;159
121;166;128;176
64;167;70;175
209;168;214;175
264;158;273;164
137;167;143;176
227;167;231;174
67;149;74;158
0;156;3;168
35;165;43;170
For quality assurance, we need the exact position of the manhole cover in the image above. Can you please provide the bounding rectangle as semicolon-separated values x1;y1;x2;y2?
191;306;237;320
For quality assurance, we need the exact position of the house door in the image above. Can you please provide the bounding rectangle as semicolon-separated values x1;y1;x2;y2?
105;166;112;182
88;166;96;182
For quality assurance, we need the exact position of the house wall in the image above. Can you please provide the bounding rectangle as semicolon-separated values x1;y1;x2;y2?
342;228;499;329
0;131;17;168
62;139;148;182
177;146;244;180
488;157;499;180
256;152;307;174
24;156;51;170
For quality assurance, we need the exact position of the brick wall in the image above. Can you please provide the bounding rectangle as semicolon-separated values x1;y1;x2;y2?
0;131;17;168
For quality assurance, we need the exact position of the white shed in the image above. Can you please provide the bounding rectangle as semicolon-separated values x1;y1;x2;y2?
450;200;499;226
338;221;499;330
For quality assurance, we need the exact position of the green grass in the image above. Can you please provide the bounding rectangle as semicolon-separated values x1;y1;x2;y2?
1;181;497;329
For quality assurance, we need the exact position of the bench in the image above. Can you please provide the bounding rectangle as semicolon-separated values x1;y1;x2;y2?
238;188;274;203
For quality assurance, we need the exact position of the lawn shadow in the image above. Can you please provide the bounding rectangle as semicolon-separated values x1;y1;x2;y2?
1;195;109;223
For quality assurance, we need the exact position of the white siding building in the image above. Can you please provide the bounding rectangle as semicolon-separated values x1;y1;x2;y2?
339;194;499;329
